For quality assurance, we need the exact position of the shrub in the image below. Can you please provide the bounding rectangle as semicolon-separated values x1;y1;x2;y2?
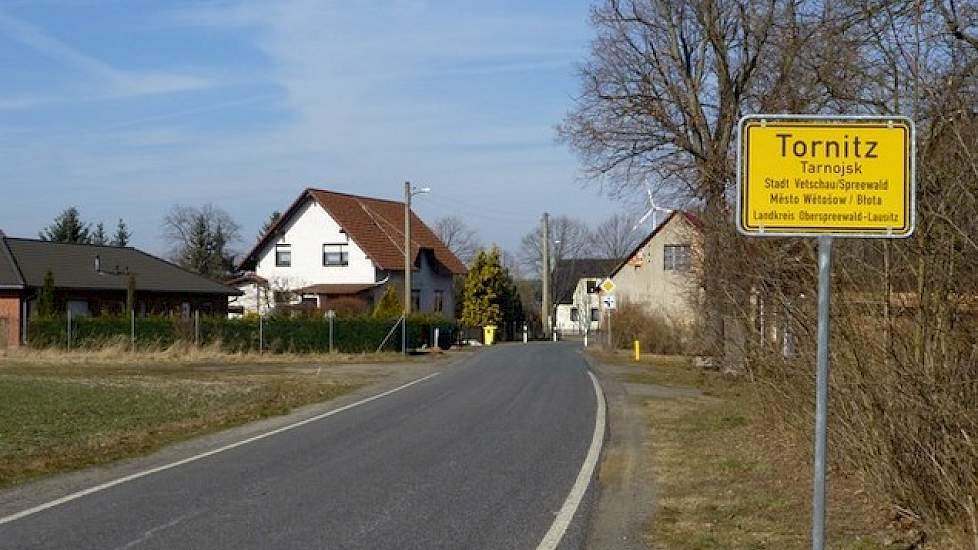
608;299;691;355
373;286;402;319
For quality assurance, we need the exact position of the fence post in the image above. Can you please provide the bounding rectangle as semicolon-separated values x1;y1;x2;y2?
194;310;200;347
66;308;71;350
130;309;135;353
326;310;335;354
259;313;264;355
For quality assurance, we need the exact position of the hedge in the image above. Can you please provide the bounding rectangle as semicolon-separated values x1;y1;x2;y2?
27;314;456;353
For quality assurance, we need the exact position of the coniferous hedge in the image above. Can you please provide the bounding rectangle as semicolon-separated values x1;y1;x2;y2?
27;314;456;353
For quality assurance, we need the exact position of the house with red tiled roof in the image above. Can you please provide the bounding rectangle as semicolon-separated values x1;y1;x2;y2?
602;210;704;328
235;188;466;318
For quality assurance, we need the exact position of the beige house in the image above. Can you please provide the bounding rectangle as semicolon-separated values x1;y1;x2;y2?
604;211;703;327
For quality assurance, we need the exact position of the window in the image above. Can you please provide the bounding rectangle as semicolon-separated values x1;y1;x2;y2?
590;308;599;322
67;300;91;317
433;290;445;313
411;290;421;312
275;244;291;267
664;244;691;272
570;308;579;322
586;280;597;293
322;243;349;266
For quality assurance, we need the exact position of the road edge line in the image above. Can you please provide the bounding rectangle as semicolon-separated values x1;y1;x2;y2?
0;371;441;526
536;369;607;550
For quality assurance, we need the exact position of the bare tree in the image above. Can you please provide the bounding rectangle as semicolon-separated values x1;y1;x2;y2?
433;216;482;266
162;204;242;279
519;215;592;279
519;215;595;309
936;0;978;52
559;0;790;354
591;213;642;259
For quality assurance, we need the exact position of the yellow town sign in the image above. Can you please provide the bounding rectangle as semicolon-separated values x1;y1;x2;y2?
737;115;915;238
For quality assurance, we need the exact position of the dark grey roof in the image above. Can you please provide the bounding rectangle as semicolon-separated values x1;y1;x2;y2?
0;237;25;289
553;258;620;304
0;237;241;295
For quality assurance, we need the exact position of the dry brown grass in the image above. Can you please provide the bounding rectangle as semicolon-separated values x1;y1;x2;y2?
645;388;903;549
0;340;416;368
742;312;978;548
597;353;910;549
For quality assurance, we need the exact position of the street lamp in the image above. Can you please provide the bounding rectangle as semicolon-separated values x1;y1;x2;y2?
403;181;430;354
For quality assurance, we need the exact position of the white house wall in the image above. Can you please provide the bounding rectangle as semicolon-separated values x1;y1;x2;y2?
255;199;376;290
229;283;272;317
555;278;602;334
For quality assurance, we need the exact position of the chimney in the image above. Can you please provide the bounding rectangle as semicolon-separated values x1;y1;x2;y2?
94;255;101;273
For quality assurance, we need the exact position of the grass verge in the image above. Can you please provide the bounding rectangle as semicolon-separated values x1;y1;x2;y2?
0;362;366;488
0;342;418;368
594;351;909;549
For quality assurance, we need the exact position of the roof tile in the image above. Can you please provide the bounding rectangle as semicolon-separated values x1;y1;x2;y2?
242;188;467;275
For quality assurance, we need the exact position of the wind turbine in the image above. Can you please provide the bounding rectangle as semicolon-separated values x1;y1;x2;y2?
631;184;674;231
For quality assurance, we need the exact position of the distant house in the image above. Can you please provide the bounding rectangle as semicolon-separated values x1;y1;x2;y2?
552;258;620;335
605;211;703;327
236;188;466;317
0;236;242;348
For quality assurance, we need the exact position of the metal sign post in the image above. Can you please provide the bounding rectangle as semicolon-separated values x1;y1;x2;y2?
736;115;915;550
812;236;832;549
602;294;616;348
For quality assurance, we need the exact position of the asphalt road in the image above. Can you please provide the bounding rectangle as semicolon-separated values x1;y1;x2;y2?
0;343;601;550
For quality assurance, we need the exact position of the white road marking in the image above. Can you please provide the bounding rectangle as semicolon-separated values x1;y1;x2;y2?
536;370;607;550
0;372;441;526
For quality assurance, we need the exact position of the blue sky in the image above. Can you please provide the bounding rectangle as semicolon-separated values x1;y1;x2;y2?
0;0;630;257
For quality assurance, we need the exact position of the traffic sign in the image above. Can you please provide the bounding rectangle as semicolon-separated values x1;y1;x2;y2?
598;278;616;293
737;115;915;238
601;295;617;310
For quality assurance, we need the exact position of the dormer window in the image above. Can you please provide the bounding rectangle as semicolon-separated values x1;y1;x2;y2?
275;244;291;267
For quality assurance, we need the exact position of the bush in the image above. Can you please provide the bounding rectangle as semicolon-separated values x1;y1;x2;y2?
373;286;402;319
28;314;457;354
609;299;692;355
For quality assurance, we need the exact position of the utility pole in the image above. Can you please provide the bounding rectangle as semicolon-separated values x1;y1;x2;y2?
541;212;551;339
403;181;412;355
401;182;430;355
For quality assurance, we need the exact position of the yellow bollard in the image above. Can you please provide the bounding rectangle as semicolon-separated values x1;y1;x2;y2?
633;340;640;362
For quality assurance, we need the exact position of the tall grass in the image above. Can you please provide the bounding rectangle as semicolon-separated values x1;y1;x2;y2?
0;340;412;367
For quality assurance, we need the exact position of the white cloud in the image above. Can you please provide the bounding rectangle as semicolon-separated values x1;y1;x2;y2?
0;9;217;99
0;94;57;109
0;1;624;254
